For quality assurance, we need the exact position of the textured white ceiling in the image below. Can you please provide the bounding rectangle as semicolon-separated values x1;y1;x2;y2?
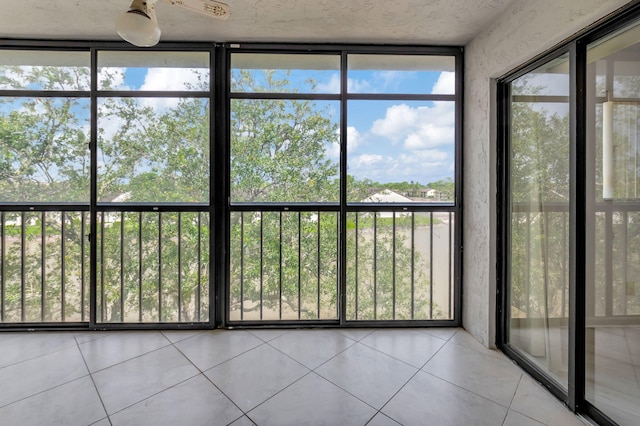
0;0;515;45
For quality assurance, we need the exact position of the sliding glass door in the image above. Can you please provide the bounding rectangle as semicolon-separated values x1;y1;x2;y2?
505;52;571;389
500;6;640;425
585;20;640;425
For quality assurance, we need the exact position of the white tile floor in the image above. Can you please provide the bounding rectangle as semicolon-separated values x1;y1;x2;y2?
0;328;587;426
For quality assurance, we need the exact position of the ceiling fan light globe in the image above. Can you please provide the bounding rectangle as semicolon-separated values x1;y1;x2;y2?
116;10;161;47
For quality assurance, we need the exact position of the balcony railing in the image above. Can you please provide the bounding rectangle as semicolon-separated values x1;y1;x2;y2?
229;207;456;323
1;206;457;326
96;209;210;324
510;201;640;322
0;208;90;323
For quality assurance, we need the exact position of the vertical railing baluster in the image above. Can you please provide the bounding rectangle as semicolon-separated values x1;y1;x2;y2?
158;212;163;322
623;211;629;315
21;211;25;322
178;212;182;322
526;212;531;317
411;212;415;320
138;212;143;323
317;211;321;318
373;212;377;320
259;211;263;320
448;211;453;319
81;211;86;322
279;211;283;320
429;212;434;319
41;211;46;322
0;212;3;322
605;208;613;317
197;212;202;322
297;212;301;320
316;210;322;319
392;212;396;320
335;212;339;319
562;211;567;318
355;213;359;320
61;212;66;322
0;211;4;322
120;212;124;322
240;212;244;320
100;211;105;323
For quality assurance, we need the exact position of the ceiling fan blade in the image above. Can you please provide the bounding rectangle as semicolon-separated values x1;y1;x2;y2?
165;0;230;20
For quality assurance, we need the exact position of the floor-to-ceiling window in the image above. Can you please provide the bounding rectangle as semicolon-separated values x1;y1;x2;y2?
226;46;462;326
499;5;640;425
0;43;462;329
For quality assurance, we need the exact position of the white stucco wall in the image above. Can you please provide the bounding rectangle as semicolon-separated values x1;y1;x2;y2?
463;0;633;347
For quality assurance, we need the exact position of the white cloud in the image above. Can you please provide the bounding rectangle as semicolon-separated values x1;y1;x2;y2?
432;71;455;94
376;70;403;90
316;73;374;93
347;126;362;152
349;149;451;184
325;126;361;161
139;68;208;110
370;102;455;149
399;149;448;166
350;153;396;172
140;67;208;91
315;73;340;93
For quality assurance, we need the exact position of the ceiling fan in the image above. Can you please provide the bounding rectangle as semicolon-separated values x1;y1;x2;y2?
116;0;230;47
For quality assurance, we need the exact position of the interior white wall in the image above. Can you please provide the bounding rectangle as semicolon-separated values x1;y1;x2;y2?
463;0;632;347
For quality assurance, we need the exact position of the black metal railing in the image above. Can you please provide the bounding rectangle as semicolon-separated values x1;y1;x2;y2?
95;208;210;324
229;209;339;321
346;210;455;321
228;206;456;323
0;207;90;324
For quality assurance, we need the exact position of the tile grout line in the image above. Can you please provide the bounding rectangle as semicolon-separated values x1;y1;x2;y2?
80;332;174;375
74;333;113;425
501;373;524;426
0;335;99;411
250;328;460;425
370;330;454;424
167;332;251;419
242;330;385;420
0;332;79;372
81;331;200;420
622;328;640;390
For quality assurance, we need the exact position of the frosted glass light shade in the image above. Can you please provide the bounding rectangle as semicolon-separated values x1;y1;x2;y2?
116;10;161;47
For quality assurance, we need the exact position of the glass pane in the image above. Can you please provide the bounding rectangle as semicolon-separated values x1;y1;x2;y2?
347;54;455;94
97;97;210;203
230;99;339;203
0;50;90;90
346;211;453;320
97;51;210;91
586;20;640;425
347;100;455;203
508;53;570;389
231;53;340;93
0;97;90;202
